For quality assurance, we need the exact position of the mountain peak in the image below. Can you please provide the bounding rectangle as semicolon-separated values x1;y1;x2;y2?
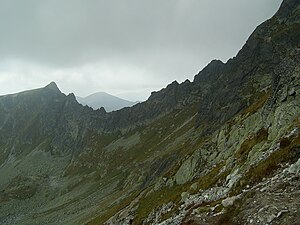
44;81;61;93
76;91;136;112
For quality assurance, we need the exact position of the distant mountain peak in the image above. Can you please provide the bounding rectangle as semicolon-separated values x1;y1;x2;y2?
76;91;137;112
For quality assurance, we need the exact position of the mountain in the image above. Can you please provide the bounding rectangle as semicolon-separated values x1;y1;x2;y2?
0;0;299;224
76;92;138;112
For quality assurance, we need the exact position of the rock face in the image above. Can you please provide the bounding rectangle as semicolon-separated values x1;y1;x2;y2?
0;0;300;225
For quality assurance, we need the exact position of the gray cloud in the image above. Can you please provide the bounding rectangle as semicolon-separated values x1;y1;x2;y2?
0;0;282;100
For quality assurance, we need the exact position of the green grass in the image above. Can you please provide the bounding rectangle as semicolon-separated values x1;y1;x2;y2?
86;190;140;225
232;131;300;195
133;162;227;224
133;184;189;224
239;90;270;120
235;128;268;165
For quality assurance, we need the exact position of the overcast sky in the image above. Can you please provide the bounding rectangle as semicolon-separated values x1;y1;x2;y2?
0;0;282;101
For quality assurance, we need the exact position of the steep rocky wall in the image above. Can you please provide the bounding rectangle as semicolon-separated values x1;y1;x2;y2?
94;1;300;224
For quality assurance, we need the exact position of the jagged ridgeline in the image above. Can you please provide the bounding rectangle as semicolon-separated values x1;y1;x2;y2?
0;0;300;224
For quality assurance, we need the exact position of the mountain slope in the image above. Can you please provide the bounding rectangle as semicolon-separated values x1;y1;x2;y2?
76;92;137;112
0;0;299;225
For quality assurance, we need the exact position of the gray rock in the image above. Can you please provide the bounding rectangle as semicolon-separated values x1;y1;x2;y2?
288;158;300;174
181;192;190;202
221;194;242;208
